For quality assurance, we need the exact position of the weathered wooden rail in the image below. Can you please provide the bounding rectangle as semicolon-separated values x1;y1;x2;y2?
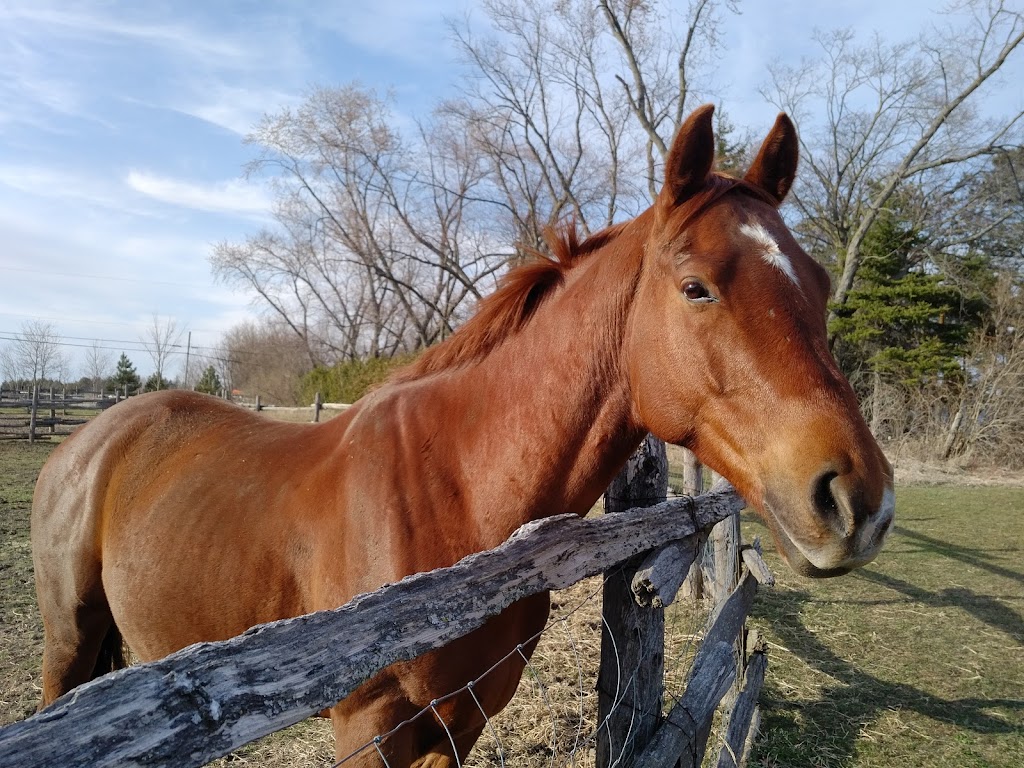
0;479;766;768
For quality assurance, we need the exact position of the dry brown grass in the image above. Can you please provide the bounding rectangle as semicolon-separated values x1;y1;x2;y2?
891;455;1024;488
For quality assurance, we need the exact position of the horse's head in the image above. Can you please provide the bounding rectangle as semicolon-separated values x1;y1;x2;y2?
628;105;894;577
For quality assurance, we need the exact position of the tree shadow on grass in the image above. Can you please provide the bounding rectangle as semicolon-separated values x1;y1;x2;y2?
892;524;1024;587
749;586;1024;767
853;569;1024;647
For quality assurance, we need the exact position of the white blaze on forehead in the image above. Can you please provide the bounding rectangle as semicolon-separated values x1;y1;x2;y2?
739;222;800;287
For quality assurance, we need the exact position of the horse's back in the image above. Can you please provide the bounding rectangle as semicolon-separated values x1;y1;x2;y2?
32;390;297;543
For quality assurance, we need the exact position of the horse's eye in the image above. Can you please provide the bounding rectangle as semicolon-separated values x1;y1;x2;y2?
682;280;714;303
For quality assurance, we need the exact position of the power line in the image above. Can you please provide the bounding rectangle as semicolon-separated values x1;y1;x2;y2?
0;332;311;366
4;265;215;289
0;331;222;355
0;310;238;336
0;334;235;363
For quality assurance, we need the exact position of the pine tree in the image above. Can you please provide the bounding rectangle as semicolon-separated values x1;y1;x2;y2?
195;366;222;396
111;353;141;394
829;203;986;386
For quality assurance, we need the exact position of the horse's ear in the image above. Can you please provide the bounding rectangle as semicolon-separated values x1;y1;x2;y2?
658;104;715;209
744;113;799;205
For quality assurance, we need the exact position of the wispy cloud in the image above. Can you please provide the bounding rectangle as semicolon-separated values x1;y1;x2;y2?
171;84;297;137
126;171;272;217
0;164;157;216
309;0;465;66
0;1;308;135
0;3;252;68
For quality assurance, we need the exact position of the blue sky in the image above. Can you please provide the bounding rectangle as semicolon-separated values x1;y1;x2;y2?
1;0;1020;380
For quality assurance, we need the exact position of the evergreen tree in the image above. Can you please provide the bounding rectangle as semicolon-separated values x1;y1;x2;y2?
195;366;223;396
713;111;751;176
829;203;986;386
111;353;141;394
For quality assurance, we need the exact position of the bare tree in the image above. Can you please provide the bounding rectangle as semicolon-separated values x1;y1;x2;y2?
220;320;312;405
598;0;740;196
212;2;740;367
140;314;184;390
0;320;69;387
761;0;1023;320
82;340;114;394
947;271;1024;464
213;85;508;362
446;0;739;244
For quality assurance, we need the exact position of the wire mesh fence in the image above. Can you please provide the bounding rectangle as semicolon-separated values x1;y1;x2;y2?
202;566;736;768
324;562;732;768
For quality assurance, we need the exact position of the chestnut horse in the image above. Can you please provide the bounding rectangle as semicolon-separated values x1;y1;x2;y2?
31;106;893;767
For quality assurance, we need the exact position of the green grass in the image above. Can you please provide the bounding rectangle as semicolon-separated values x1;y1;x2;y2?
743;487;1024;767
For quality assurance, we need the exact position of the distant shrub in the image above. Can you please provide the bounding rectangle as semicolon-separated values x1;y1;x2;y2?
299;354;417;405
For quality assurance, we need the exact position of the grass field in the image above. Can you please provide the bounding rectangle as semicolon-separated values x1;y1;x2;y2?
1;438;1021;766
745;487;1024;767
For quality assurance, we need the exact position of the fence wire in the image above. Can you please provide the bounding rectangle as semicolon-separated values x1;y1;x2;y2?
205;526;745;768
327;551;730;768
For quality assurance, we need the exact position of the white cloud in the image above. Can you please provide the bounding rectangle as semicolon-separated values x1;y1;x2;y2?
0;164;158;216
172;84;297;137
125;171;272;217
310;0;465;66
0;3;251;68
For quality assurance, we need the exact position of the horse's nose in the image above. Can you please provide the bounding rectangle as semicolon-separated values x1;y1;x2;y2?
811;467;894;556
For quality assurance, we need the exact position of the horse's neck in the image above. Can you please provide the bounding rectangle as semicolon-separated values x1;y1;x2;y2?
435;233;647;537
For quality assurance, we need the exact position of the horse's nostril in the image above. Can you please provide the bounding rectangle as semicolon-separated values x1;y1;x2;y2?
812;470;842;529
872;515;893;546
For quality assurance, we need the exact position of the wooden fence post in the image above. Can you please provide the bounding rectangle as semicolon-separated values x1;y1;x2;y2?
680;448;705;600
703;473;739;603
702;471;744;719
313;391;322;423
255;394;261;412
28;385;38;444
597;434;668;768
681;449;703;496
48;386;56;435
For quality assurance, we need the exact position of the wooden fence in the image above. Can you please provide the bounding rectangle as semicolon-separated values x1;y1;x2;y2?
245;392;351;422
0;389;348;441
0;387;116;442
0;444;771;768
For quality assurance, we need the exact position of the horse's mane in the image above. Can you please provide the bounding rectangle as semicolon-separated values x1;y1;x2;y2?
390;174;776;385
389;222;628;384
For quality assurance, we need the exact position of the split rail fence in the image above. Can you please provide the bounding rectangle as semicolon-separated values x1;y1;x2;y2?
0;387;116;442
0;439;771;768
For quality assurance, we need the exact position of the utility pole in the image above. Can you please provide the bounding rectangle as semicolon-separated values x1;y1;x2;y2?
184;331;192;389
